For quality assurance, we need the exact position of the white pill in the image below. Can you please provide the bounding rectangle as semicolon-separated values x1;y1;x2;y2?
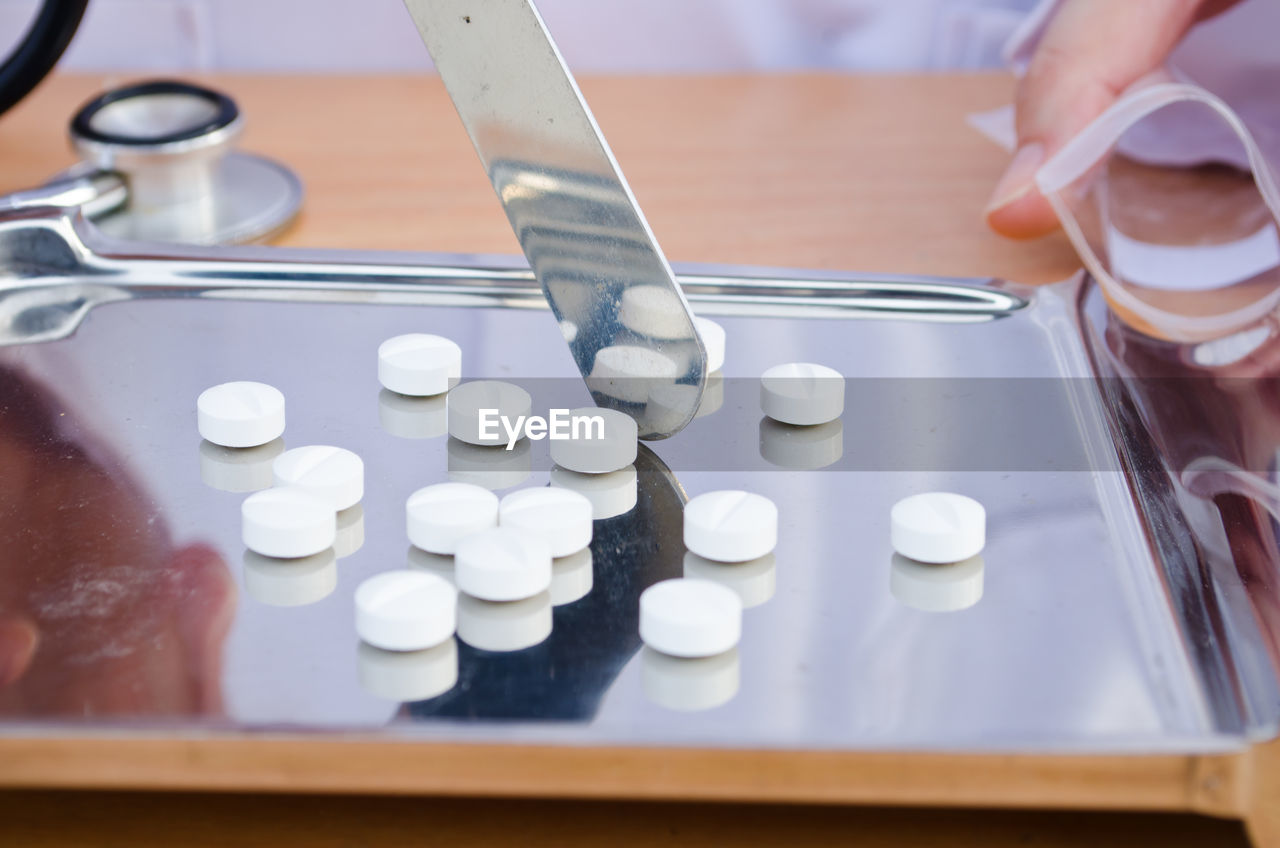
760;362;845;426
454;527;552;601
693;316;725;373
890;492;986;563
548;406;637;473
378;389;447;439
641;646;740;712
355;569;457;652
357;638;458;702
499;487;593;557
406;482;499;554
587;345;680;404
549;464;638;520
272;445;364;511
457;592;553;652
447;380;533;446
377;333;462;397
619;284;693;340
890;553;985;612
683;551;777;609
242;548;338;607
241;487;336;558
197;381;286;448
683;490;778;563
639;578;742;658
759;418;844;470
199;437;284;493
550;548;593;606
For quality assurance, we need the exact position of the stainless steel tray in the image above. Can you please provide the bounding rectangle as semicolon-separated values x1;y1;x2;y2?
0;256;1275;756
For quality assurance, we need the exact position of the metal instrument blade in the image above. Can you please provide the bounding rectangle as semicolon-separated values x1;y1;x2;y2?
401;0;705;438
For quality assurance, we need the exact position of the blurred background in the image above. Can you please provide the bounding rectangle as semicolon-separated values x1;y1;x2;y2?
0;0;1041;73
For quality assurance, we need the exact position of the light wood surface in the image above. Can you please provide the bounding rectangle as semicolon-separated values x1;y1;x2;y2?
0;73;1273;847
0;73;1081;284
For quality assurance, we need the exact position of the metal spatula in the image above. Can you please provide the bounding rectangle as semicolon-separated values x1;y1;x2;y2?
401;0;706;439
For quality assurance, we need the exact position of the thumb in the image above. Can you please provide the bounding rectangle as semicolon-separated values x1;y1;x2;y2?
986;0;1206;239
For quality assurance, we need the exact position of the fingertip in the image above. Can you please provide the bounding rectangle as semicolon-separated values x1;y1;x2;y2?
985;189;1062;240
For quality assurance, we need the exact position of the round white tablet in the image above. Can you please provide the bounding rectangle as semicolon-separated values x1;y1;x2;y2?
693;316;725;373
242;548;338;607
241;487;335;558
197;381;286;448
357;638;458;702
272;445;364;511
377;333;462;397
499;487;593;557
548;406;637;473
683;551;777;609
549;464;638;520
378;389;447;439
199;437;284;493
760;362;845;426
890;492;986;563
683;490;778;563
619;284;692;340
454;528;552;601
759;418;844;470
550;548;593;606
641;646;740;712
406;482;499;554
457;592;553;652
890;553;984;612
355;569;457;652
640;578;742;658
446;380;533;446
446;436;532;491
587;345;680;404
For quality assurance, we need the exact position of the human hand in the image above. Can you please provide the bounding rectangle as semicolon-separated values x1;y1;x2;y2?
986;0;1243;239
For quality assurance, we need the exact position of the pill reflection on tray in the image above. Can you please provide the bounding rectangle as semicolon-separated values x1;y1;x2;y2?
357;638;459;703
457;591;554;652
199;437;284;493
446;436;532;491
683;551;777;609
890;553;985;613
642;646;740;713
242;548;338;607
378;389;447;439
550;547;593;607
759;417;843;470
549;464;638;520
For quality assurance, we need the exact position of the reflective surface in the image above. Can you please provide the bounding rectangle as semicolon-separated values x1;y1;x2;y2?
403;0;702;437
0;271;1262;753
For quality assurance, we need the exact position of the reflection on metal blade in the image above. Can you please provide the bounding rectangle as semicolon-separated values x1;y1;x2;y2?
401;0;706;438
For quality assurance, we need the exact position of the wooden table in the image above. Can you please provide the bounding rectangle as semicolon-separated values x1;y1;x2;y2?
0;73;1274;848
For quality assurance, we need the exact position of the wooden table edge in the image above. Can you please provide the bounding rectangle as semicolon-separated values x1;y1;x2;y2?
0;735;1257;818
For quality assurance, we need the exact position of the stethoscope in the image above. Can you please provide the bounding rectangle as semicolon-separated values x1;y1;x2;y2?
43;79;303;245
0;0;299;245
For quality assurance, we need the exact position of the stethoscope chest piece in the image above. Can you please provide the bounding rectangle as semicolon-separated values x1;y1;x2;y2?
67;79;303;245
